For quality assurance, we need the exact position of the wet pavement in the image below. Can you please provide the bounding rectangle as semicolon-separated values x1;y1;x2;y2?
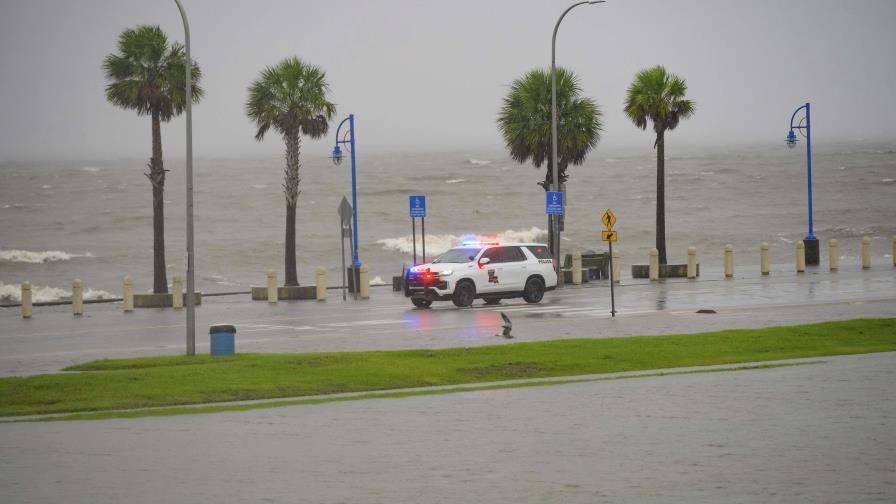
1;352;893;503
0;265;894;376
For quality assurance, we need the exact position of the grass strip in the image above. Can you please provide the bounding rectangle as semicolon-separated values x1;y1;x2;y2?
9;362;819;423
0;318;893;418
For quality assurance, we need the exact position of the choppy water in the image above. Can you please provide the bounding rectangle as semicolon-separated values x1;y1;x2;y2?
1;142;894;302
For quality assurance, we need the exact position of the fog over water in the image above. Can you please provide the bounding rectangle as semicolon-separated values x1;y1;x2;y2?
1;0;896;159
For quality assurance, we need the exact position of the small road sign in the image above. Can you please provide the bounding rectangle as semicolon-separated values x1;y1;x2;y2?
338;196;353;226
546;191;563;215
601;230;617;242
601;209;616;229
409;195;426;218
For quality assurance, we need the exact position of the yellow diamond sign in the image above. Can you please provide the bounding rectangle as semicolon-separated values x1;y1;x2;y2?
601;209;616;230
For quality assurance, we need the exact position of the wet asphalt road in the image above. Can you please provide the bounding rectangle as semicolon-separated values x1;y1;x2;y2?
0;265;894;376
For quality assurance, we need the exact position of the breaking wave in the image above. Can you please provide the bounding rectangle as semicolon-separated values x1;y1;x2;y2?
445;178;466;184
376;227;547;256
0;281;115;303
467;158;491;166
0;249;94;263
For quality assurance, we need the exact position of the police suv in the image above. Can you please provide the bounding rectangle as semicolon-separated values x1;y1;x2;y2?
404;242;557;308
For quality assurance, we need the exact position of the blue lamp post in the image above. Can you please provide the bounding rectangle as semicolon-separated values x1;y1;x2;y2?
332;114;360;269
786;102;819;264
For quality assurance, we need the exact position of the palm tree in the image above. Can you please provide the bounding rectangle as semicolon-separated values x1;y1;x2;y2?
246;57;336;286
624;65;695;265
103;25;203;294
497;67;602;249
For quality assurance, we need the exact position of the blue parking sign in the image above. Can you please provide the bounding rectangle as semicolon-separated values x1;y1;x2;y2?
546;191;563;215
409;195;426;218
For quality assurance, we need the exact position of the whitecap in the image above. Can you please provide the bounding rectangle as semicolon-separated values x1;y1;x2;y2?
41;184;52;189
0;249;94;263
0;282;114;303
882;178;894;183
369;276;388;286
445;178;466;184
251;184;268;189
82;166;102;172
467;158;491;166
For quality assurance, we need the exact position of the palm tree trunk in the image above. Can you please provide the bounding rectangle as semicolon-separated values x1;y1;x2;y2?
656;131;667;265
149;112;168;294
283;132;301;286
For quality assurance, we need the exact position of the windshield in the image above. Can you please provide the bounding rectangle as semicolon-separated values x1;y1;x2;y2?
433;247;481;264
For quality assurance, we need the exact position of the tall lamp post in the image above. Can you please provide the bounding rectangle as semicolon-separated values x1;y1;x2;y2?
331;114;361;282
173;0;195;355
551;0;604;277
786;102;819;265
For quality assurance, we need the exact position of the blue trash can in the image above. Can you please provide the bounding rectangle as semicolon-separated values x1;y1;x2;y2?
209;324;235;356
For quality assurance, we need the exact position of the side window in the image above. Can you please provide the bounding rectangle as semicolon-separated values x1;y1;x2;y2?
526;245;552;259
481;247;501;263
502;246;526;263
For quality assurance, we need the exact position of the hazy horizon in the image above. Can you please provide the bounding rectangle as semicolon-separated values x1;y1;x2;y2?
2;0;896;163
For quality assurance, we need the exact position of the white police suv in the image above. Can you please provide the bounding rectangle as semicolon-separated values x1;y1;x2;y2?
404;242;558;308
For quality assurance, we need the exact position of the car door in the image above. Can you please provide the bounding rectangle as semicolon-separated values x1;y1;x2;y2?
496;246;527;292
476;247;503;294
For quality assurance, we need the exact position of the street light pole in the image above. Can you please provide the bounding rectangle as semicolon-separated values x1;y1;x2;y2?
786;102;818;264
332;114;361;287
173;0;195;355
551;0;604;277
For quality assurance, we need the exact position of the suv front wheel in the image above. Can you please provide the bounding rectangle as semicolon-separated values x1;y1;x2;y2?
452;281;476;308
522;276;545;303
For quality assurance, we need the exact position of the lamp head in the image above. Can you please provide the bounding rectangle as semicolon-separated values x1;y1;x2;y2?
785;130;798;149
331;145;343;165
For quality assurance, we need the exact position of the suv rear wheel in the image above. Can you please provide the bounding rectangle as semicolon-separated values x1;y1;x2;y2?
522;276;545;303
452;281;476;308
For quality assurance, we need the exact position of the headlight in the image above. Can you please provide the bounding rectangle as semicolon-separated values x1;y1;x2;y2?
440;270;453;277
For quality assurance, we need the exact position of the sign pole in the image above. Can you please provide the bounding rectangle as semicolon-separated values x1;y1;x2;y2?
608;240;616;317
411;218;417;266
341;223;347;302
421;217;426;263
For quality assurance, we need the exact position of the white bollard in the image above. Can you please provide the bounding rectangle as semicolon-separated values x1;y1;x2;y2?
123;276;134;312
612;250;621;284
724;244;734;278
316;267;327;301
687;246;697;279
72;279;83;316
760;242;770;276
649;248;659;281
862;236;871;269
359;264;370;300
571;251;582;285
796;241;805;273
267;270;278;304
172;273;183;309
21;281;32;319
829;239;839;272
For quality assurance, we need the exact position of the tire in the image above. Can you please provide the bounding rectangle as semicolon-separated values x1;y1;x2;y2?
411;297;432;308
522;276;545;304
483;297;501;305
452;281;476;308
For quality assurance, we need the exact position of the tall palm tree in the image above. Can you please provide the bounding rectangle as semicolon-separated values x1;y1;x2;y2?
497;67;602;249
103;25;203;294
246;57;336;286
624;65;695;265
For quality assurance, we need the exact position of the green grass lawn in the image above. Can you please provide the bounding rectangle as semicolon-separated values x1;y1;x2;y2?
1;318;894;419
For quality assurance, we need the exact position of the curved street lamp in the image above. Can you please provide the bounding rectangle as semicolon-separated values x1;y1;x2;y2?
331;114;360;270
786;102;819;264
551;0;605;277
173;0;195;355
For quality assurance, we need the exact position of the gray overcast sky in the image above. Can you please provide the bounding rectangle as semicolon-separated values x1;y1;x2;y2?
2;0;895;161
